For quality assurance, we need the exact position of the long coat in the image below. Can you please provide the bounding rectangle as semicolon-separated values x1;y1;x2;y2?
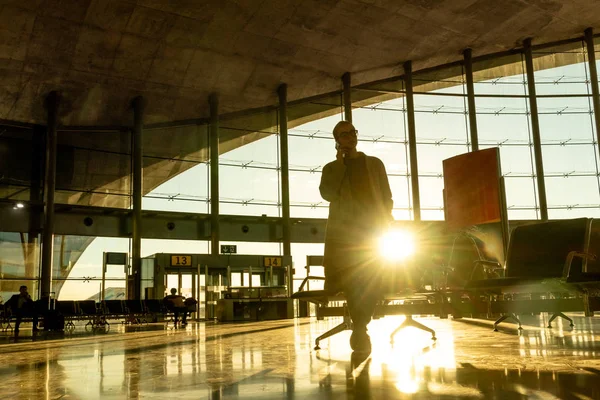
319;152;393;277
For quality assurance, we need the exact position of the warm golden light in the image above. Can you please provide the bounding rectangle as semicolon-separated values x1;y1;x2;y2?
379;230;415;261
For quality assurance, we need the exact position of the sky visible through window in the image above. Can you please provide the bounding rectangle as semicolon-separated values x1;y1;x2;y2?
56;60;600;299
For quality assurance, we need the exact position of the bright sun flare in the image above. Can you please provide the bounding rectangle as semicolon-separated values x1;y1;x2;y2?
378;230;416;261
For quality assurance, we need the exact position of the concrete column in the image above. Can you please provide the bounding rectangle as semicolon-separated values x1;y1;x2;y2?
132;96;144;300
404;61;421;221
40;91;59;298
278;84;291;256
524;39;548;221
209;93;220;255
463;48;479;151
342;72;352;122
584;28;600;164
27;126;44;281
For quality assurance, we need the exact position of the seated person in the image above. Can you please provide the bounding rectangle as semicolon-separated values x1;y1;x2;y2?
5;285;39;333
163;288;188;326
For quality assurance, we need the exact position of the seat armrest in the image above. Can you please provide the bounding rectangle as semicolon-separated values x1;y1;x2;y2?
471;260;503;279
298;276;325;292
563;251;597;278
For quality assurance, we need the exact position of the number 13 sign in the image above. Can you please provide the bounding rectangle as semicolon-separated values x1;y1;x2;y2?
170;255;192;267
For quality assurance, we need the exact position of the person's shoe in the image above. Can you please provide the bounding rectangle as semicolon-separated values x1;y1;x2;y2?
350;330;371;353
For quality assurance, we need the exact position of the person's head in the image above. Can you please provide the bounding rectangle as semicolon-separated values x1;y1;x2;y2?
170;288;177;295
333;121;358;152
19;286;28;295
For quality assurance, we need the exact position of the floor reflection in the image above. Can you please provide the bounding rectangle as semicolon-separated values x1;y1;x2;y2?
0;315;599;398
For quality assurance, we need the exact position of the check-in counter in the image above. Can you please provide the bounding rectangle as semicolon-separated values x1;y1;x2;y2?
216;286;293;322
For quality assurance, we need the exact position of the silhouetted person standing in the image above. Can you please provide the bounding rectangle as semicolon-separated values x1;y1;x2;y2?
320;121;393;353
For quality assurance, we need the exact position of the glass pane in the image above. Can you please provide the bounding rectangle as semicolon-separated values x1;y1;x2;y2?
220;131;280;217
504;177;538;216
475;97;531;144
143;124;209;213
549;207;600;219
537;97;595;143
480;144;535;176
57;236;131;300
545;176;600;209
181;274;192;298
0;127;40;202
0;231;40;301
418;176;444;210
288;104;342;218
418;144;469;176
473;53;527;96
541;145;598;176
533;41;590;95
56;130;132;209
414;94;469;143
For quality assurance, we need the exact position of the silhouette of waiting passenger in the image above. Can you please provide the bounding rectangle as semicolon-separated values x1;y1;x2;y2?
163;288;188;327
6;285;39;334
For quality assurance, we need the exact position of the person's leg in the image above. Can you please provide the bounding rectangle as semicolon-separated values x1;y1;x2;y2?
173;310;180;325
180;308;188;324
344;263;381;352
15;311;23;332
32;313;39;331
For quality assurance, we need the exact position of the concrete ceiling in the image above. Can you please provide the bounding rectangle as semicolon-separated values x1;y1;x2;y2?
1;0;599;127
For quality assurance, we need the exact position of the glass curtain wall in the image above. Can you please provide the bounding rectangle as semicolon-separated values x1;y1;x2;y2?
0;125;42;300
55;236;130;300
143;124;210;213
219;110;280;217
287;93;343;284
533;41;600;218
413;65;470;220
288;93;344;218
56;129;132;208
0;231;40;302
473;52;539;220
351;84;412;220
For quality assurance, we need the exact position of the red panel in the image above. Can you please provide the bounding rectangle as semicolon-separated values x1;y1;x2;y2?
443;148;501;230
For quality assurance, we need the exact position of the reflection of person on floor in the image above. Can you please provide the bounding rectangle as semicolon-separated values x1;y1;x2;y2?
6;285;39;333
320;121;393;353
163;288;188;326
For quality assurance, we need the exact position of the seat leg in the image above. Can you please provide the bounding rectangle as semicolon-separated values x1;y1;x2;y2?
547;312;574;328
314;304;352;350
390;315;437;344
494;314;522;331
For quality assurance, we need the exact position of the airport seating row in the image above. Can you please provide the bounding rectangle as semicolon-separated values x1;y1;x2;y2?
292;218;600;350
0;299;173;333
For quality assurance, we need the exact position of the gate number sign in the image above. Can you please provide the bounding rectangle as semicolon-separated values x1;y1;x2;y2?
263;256;282;267
171;255;192;266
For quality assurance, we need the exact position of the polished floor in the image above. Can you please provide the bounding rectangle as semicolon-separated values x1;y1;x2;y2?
1;314;600;399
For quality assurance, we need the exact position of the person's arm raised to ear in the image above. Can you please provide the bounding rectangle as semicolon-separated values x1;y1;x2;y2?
319;158;346;203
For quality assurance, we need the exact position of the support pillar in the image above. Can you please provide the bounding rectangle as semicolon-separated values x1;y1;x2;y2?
404;61;421;221
342;72;352;122
524;38;548;221
27;126;44;282
209;93;220;256
463;48;479;151
40;91;59;298
585;28;600;162
132;96;144;300
278;84;291;257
